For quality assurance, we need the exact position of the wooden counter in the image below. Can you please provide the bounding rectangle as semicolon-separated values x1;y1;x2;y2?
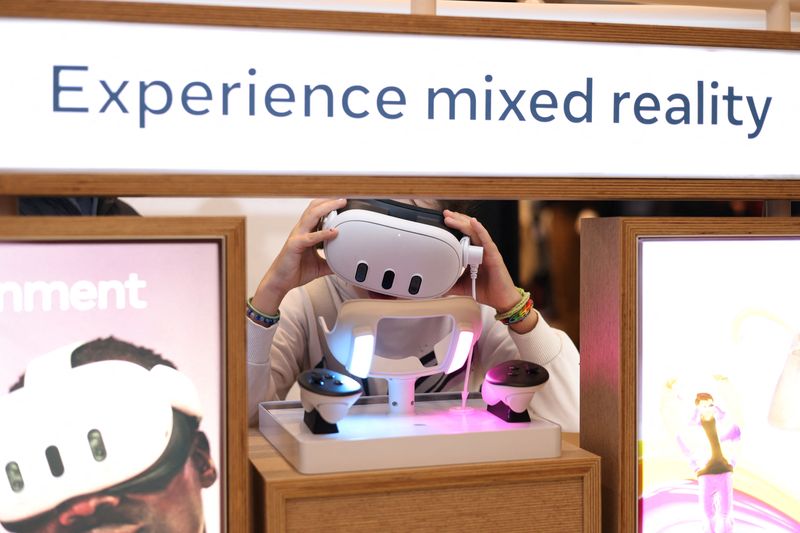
248;429;599;532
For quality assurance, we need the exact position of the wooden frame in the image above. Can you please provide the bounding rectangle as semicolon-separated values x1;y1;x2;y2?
580;216;800;532
2;0;800;199
0;217;246;533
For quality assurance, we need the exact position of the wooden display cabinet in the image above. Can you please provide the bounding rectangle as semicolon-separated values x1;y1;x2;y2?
249;430;600;533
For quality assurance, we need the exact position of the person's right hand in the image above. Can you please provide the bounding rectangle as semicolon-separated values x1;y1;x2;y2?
251;198;346;315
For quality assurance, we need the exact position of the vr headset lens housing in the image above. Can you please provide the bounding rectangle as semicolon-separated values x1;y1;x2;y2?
0;357;202;525
322;200;481;299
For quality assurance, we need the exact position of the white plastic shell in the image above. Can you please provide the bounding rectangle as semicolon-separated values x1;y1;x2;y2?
481;381;547;414
322;208;473;298
0;353;202;522
300;388;363;424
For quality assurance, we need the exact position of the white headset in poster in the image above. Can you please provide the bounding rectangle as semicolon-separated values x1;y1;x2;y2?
0;240;223;533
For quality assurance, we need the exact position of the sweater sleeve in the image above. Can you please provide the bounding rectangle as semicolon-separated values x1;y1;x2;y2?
474;307;580;433
246;286;310;426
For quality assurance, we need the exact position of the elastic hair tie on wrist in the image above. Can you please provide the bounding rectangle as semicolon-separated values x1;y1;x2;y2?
246;297;280;327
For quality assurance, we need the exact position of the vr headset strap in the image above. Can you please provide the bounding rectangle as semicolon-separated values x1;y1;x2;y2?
304;277;372;394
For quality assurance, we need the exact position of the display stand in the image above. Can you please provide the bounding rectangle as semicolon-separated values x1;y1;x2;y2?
248;428;600;532
258;395;562;474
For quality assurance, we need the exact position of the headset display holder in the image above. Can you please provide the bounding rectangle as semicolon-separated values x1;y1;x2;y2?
259;393;561;474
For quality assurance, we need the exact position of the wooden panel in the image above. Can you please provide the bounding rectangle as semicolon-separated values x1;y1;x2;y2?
249;429;601;533
221;218;248;533
4;175;800;199
0;196;15;214
633;0;800;9
580;218;624;533
3;1;800;50
285;479;583;532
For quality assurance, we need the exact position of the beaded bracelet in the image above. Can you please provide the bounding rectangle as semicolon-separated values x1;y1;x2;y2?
246;297;280;327
494;287;534;325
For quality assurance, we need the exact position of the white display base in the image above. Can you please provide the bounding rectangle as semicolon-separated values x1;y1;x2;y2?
259;393;561;474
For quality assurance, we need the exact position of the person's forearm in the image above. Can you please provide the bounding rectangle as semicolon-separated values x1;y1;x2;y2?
246;318;275;426
252;275;288;316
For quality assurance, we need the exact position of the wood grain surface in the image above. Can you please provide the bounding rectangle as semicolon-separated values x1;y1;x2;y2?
249;429;600;532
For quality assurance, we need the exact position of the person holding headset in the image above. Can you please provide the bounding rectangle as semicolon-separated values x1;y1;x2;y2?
246;198;580;432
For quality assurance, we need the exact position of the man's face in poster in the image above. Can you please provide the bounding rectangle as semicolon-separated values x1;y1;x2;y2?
1;339;218;533
8;432;216;533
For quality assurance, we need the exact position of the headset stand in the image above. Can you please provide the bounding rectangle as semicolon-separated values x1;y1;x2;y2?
386;376;417;415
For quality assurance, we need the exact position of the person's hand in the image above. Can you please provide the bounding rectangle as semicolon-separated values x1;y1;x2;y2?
251;198;346;315
443;209;538;333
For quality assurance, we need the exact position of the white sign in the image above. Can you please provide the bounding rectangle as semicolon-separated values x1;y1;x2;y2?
1;18;798;177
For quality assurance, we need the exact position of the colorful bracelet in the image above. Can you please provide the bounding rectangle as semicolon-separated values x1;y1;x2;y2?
503;297;534;325
246;297;280;327
494;287;534;325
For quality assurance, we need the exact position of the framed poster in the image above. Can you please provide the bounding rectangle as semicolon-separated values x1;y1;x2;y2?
581;217;800;532
0;217;246;533
638;233;800;531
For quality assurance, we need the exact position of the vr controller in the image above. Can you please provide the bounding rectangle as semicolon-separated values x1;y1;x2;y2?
297;358;549;435
322;199;483;299
481;360;549;423
298;369;363;434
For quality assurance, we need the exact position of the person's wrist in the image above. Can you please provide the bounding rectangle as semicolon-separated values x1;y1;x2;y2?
491;285;525;314
493;286;529;317
252;276;291;315
494;286;536;333
508;308;538;334
246;297;281;327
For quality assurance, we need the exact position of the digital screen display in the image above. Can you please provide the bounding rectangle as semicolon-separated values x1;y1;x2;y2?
0;240;224;533
638;238;800;532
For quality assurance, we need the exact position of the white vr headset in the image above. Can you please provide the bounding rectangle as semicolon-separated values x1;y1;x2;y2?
0;344;202;525
318;296;483;379
322;199;484;299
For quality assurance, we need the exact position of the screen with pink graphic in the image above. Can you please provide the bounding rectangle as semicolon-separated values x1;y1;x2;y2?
638;238;800;532
0;240;223;533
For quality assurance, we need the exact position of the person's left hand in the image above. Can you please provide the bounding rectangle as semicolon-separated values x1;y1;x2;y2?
443;210;536;333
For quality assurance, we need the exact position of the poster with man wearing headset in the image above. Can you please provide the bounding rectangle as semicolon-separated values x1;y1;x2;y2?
0;239;224;533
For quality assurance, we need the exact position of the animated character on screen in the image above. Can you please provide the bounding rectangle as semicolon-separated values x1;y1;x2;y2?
0;337;217;533
676;392;742;533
